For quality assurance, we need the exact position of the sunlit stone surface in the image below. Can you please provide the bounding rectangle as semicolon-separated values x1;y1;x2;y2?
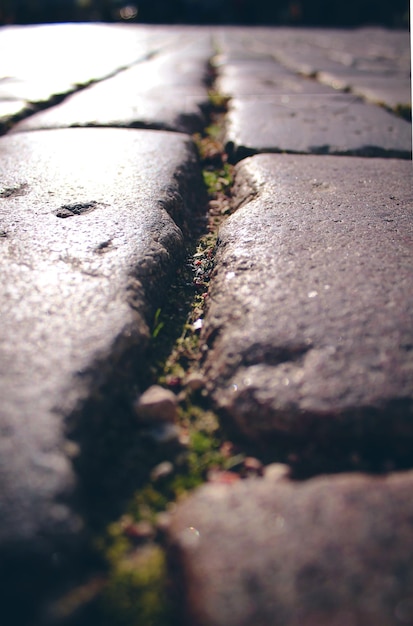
11;30;213;134
202;154;413;464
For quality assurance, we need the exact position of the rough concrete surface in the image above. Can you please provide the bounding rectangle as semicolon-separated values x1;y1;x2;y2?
202;154;413;456
167;469;413;626
0;127;204;592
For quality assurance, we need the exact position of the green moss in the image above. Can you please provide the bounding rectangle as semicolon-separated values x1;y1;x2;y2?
208;90;230;110
100;545;170;626
203;163;233;196
128;485;169;523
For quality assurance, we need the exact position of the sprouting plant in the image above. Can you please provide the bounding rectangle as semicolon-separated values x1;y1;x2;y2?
152;308;164;339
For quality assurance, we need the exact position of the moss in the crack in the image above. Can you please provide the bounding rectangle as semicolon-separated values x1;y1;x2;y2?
207;89;230;111
93;87;242;626
98;544;170;626
203;162;233;196
150;229;217;389
93;393;243;626
395;102;411;122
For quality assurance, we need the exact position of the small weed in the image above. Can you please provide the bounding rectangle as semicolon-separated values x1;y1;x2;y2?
203;162;233;196
152;308;164;339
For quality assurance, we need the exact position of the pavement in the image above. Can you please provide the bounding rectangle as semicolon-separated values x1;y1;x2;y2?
0;21;412;626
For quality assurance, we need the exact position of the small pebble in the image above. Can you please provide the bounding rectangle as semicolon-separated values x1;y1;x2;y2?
185;372;205;391
242;457;264;477
264;463;290;481
150;461;174;482
134;385;178;423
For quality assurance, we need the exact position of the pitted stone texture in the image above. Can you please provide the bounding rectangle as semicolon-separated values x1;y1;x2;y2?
225;94;412;161
167;470;413;626
202;154;413;458
0;128;203;595
12;33;213;134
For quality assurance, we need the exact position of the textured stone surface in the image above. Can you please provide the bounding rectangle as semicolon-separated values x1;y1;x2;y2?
202;154;413;460
0;127;204;601
167;469;413;626
224;94;412;161
0;24;213;135
215;27;411;114
215;57;334;97
214;34;411;160
0;23;165;130
317;71;411;114
12;33;213;134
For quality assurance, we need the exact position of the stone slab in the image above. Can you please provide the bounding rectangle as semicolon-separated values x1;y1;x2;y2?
0;127;204;608
317;70;411;113
0;22;165;93
11;34;213;135
167;469;413;626
0;24;198;132
216;59;334;97
202;154;413;462
224;94;412;161
215;27;411;114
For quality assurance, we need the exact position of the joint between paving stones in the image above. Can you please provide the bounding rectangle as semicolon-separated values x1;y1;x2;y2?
2;27;412;626
40;58;251;626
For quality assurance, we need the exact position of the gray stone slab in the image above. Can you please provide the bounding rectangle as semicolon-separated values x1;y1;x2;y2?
0;24;205;130
202;154;413;460
11;33;213;135
167;469;413;626
318;71;411;115
215;27;411;115
0;23;164;93
216;60;334;98
0;127;204;604
247;27;411;76
224;93;412;160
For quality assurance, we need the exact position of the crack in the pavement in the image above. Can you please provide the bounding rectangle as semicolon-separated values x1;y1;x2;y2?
52;49;291;626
